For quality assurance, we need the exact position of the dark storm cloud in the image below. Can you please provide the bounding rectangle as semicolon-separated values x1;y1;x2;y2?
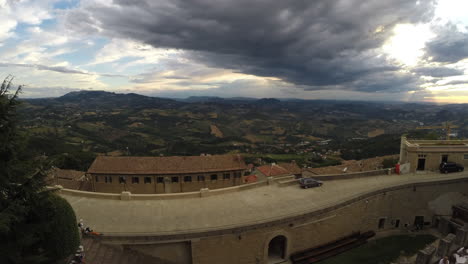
413;66;464;77
66;0;437;92
426;24;468;63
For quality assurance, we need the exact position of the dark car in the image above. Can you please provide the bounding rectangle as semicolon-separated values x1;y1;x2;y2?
439;162;464;174
299;178;323;188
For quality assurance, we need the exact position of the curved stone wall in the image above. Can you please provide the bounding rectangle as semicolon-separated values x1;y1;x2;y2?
62;175;468;264
187;178;468;264
57;179;268;200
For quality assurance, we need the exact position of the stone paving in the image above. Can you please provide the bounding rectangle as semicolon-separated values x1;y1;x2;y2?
77;237;161;264
61;172;468;236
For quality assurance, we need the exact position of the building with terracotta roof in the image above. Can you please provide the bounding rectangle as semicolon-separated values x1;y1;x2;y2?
255;163;293;178
47;168;90;191
278;161;302;177
87;154;247;193
399;136;468;173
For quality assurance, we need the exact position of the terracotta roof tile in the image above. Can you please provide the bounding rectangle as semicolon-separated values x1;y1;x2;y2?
87;154;247;175
244;175;257;183
278;162;302;175
49;168;85;180
257;164;290;177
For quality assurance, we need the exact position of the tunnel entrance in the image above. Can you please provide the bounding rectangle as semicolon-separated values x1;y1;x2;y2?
268;235;287;263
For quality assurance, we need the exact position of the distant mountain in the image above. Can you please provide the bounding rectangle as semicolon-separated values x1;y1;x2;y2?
18;89;468;171
178;96;258;103
255;98;281;105
181;96;226;103
26;90;180;110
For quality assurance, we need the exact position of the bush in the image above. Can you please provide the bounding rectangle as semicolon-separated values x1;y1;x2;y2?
382;158;399;169
37;194;80;262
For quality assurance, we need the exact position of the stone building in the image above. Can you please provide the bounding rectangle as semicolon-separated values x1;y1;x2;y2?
88;154;247;194
399;136;468;173
255;162;301;179
61;172;468;264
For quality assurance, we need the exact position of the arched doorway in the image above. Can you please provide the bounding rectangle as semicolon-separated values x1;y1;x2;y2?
268;235;287;263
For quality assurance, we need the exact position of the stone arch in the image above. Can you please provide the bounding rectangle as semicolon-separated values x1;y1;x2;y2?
264;231;291;264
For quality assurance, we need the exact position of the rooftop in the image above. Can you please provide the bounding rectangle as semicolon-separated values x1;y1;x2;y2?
256;164;291;177
87;154;247;175
61;172;468;236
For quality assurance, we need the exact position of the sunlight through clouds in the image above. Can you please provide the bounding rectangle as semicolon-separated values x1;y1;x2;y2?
1;0;467;102
383;24;434;66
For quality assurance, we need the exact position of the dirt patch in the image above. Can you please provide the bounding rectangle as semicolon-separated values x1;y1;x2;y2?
368;129;385;138
210;124;224;138
306;155;399;175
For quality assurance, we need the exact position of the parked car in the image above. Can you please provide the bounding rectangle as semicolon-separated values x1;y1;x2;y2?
439;162;464;174
299;178;323;188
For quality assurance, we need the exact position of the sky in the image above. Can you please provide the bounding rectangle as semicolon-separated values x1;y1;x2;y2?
1;0;468;102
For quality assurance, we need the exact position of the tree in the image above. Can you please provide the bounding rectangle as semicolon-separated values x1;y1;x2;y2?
0;77;79;263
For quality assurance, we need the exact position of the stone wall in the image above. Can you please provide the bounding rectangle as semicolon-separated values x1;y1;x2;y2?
406;152;468;173
59;180;268;200
94;178;468;264
280;169;393;187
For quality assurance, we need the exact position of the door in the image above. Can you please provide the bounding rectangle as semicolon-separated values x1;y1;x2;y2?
268;236;287;263
441;155;448;163
414;216;424;229
417;159;426;171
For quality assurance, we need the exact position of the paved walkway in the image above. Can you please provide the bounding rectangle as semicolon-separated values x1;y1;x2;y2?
62;172;468;236
75;237;161;264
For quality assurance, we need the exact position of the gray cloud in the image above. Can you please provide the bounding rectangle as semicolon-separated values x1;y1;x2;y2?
66;0;437;92
19;86;81;98
413;66;464;77
0;63;90;75
426;24;468;63
443;80;468;86
0;63;126;78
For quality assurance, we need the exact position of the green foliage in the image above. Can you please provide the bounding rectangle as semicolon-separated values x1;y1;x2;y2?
382;158;399;169
0;77;79;263
338;134;401;160
38;194;80;262
0;193;80;264
311;158;342;168
406;130;440;140
319;234;436;264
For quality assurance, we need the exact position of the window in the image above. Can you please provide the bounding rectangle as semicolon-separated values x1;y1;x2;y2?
132;177;139;184
119;176;126;184
144;177;152;184
234;172;241;178
156;177;164;183
184;176;192;182
197;175;205;181
378;218;385;229
210;174;218;181
418;154;427;158
105;176;112;183
464;154;468;160
171;176;179;183
95;176;99;182
223;173;230;180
